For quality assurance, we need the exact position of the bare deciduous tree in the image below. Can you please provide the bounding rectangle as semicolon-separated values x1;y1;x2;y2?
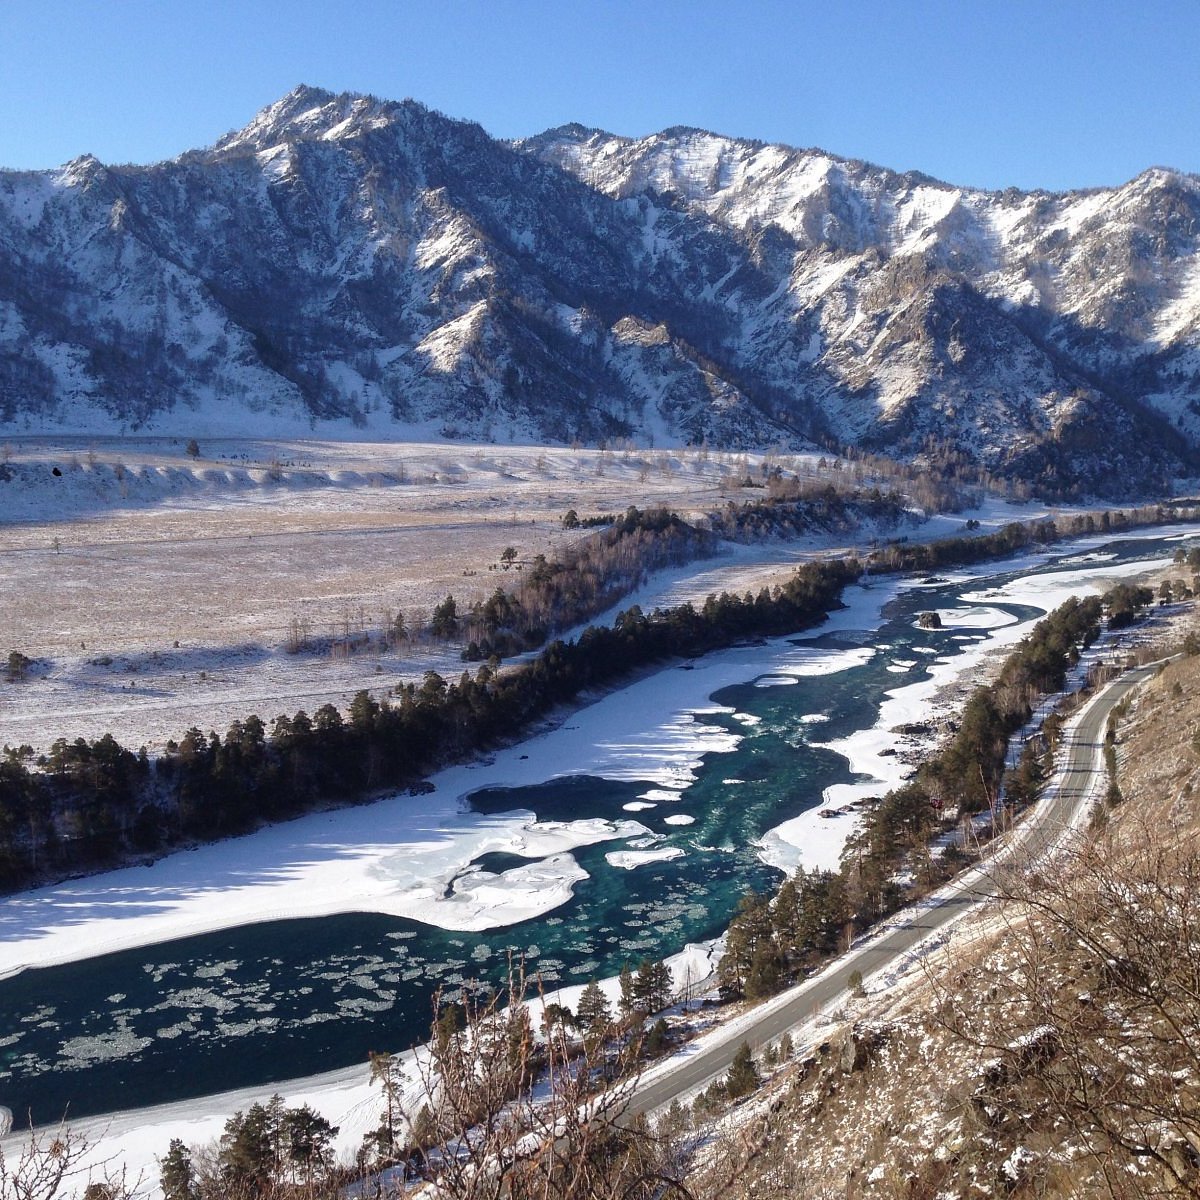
365;964;695;1200
0;1123;140;1200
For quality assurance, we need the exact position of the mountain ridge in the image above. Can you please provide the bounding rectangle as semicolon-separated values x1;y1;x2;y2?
2;85;1199;497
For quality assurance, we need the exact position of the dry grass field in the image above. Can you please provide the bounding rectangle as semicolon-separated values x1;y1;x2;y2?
0;437;820;753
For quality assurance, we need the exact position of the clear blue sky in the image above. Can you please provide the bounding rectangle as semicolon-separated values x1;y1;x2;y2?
2;0;1197;191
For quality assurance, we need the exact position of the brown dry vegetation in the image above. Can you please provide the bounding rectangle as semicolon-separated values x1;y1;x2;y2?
0;441;746;659
1;440;813;753
1109;644;1200;842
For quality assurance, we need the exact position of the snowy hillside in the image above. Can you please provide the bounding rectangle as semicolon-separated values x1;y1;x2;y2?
525;126;1200;485
2;86;1200;495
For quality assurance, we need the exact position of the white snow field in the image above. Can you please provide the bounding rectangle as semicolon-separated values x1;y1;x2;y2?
0;622;885;976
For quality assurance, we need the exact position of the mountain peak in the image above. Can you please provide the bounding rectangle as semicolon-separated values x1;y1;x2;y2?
515;123;625;158
283;83;338;108
213;85;410;155
55;152;109;188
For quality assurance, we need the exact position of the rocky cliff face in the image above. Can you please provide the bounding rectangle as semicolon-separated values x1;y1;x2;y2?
2;85;1199;496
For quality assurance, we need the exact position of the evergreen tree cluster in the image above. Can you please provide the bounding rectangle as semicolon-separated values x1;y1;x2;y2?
617;957;673;1016
717;584;1154;1003
868;504;1200;575
160;1096;338;1199
0;558;858;891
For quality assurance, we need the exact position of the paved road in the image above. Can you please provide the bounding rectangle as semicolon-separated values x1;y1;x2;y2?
625;661;1161;1117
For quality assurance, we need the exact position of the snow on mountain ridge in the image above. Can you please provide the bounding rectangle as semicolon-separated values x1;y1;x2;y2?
1;88;1199;497
526;120;1200;468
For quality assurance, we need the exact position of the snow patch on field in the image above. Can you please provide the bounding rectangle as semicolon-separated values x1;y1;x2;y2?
0;621;874;974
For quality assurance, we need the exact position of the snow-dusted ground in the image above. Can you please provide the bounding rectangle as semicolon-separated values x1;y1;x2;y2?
0;438;788;754
0;436;1059;757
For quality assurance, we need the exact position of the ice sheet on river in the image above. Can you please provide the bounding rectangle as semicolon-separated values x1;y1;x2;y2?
0;532;1184;975
755;546;1180;876
0;630;880;972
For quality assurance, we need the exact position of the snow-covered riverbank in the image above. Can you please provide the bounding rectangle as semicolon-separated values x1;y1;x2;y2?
2;531;1187;981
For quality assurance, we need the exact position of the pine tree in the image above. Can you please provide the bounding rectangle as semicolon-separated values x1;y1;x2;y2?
368;1050;404;1159
618;962;636;1014
718;892;774;995
635;958;672;1012
219;1095;286;1191
434;1001;465;1053
541;1002;574;1036
744;942;782;1001
431;594;458;637
644;1017;670;1056
725;1041;761;1100
576;979;611;1032
771;877;801;961
282;1104;338;1183
632;959;656;1013
158;1138;198;1200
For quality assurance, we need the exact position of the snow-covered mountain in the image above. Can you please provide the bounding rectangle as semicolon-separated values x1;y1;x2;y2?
3;85;1199;496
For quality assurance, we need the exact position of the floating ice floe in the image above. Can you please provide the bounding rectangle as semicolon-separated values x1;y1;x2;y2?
927;605;1018;630
605;847;686;871
397;852;591;933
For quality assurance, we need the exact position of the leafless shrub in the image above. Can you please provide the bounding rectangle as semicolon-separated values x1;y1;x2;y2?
0;1122;141;1200
933;824;1200;1197
367;965;695;1200
284;616;312;655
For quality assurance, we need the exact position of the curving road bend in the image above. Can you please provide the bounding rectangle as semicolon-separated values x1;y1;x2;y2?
625;660;1162;1118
